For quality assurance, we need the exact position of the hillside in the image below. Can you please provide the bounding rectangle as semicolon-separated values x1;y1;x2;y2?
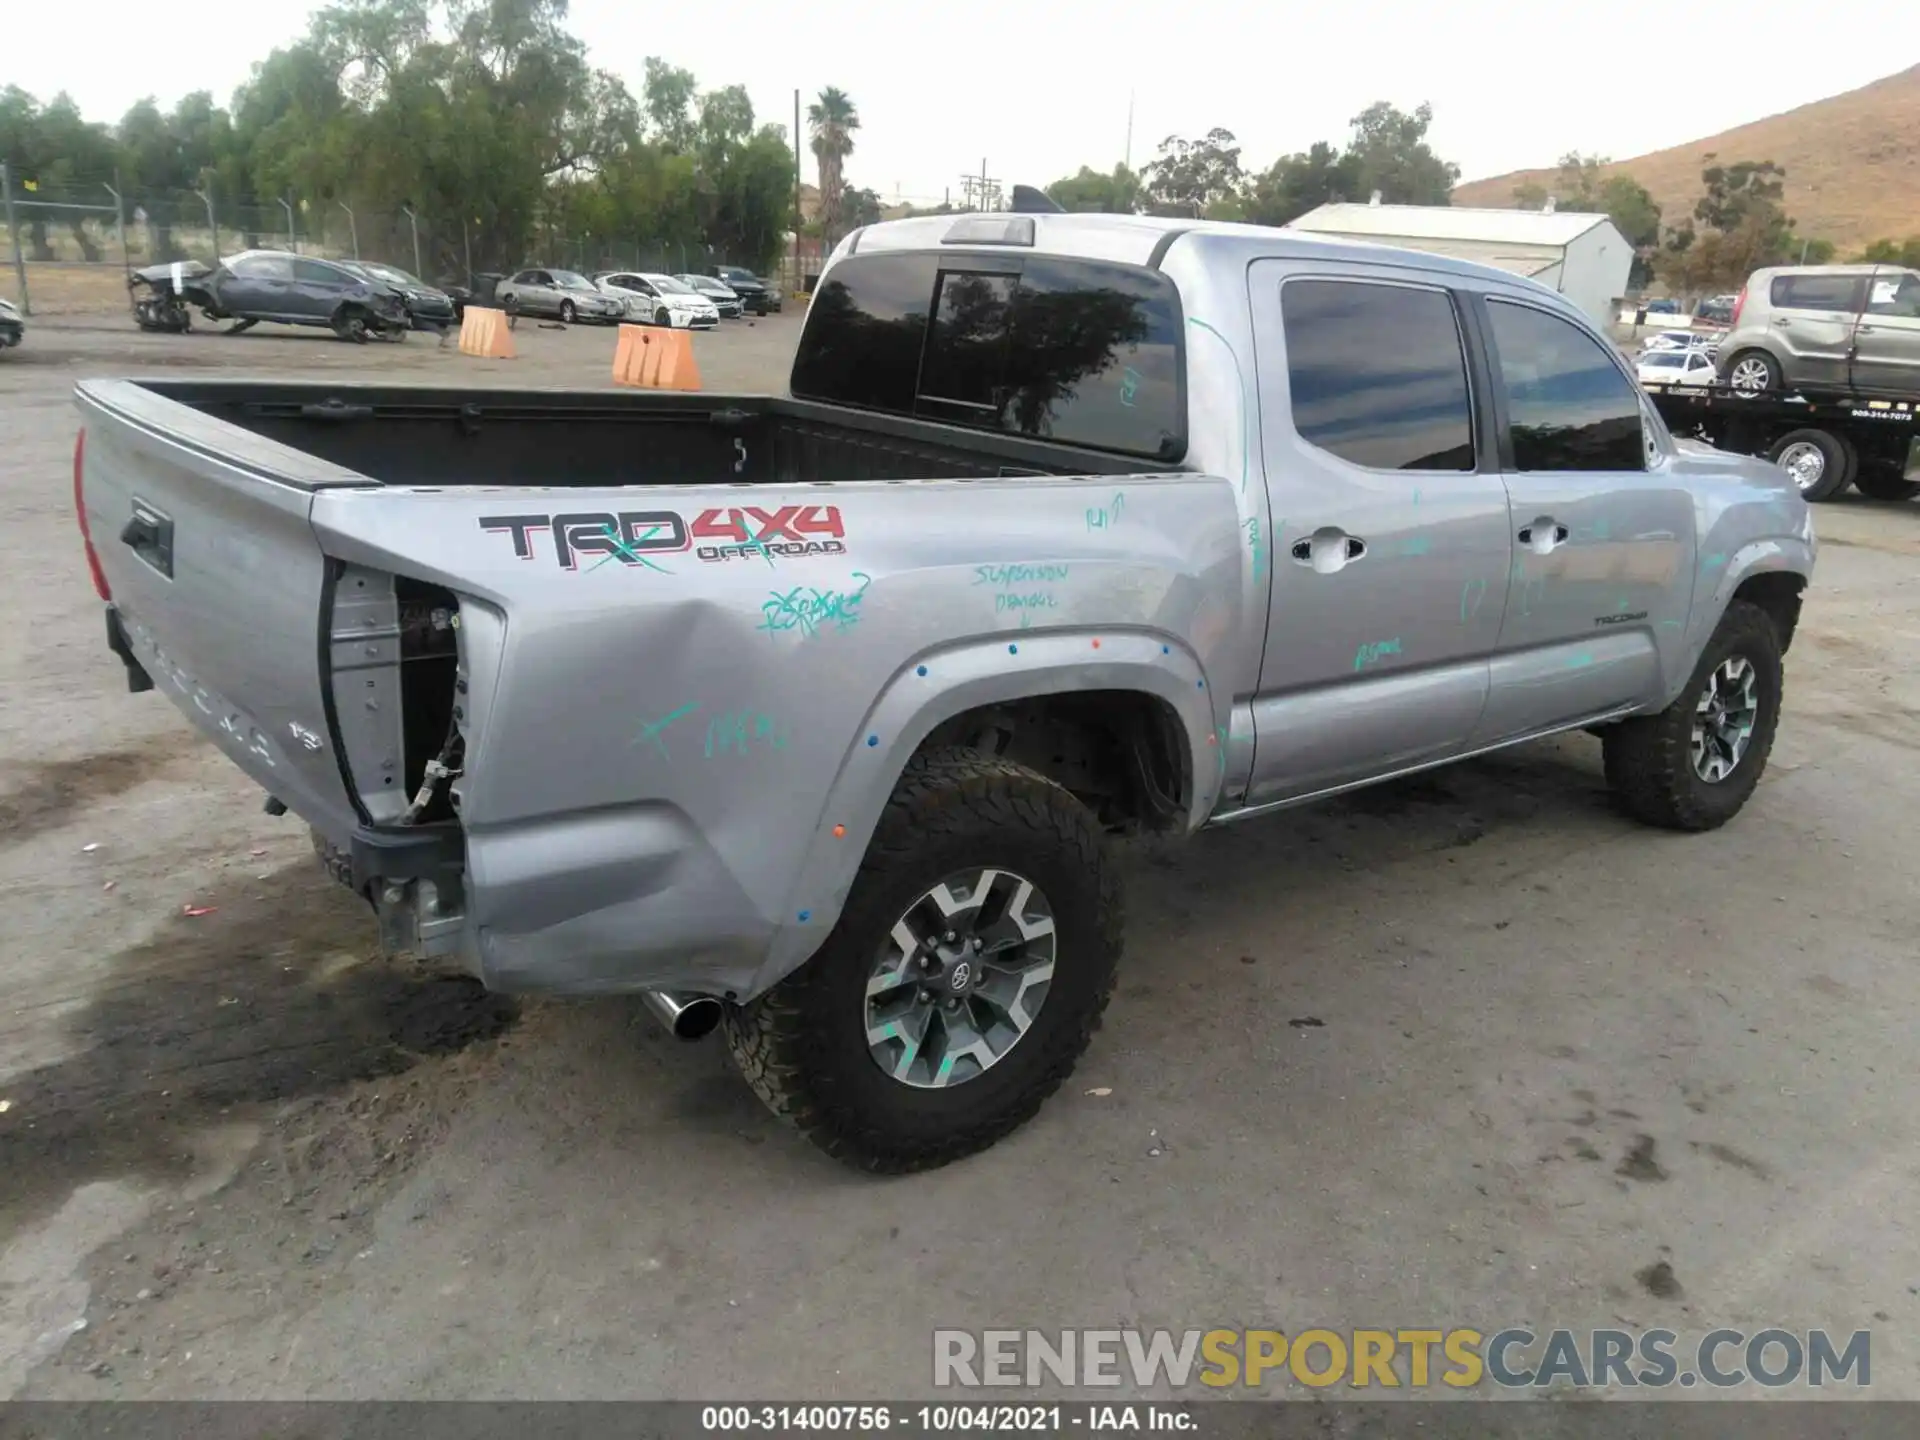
1452;65;1920;253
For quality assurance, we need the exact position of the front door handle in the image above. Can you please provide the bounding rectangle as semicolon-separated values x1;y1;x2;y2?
1517;519;1570;554
1290;529;1367;574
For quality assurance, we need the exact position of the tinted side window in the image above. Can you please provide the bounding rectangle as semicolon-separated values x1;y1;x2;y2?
293;259;343;285
1867;272;1920;318
999;256;1182;459
1487;300;1644;472
790;252;934;414
1280;279;1475;471
1771;273;1864;312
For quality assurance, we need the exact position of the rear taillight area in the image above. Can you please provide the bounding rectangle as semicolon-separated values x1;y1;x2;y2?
1730;287;1747;329
73;428;112;601
326;563;464;828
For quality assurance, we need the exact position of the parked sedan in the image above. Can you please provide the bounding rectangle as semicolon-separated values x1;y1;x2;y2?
495;267;626;324
594;272;720;329
675;274;744;318
340;260;456;332
197;250;410;341
712;265;781;315
0;296;22;351
1636;348;1717;387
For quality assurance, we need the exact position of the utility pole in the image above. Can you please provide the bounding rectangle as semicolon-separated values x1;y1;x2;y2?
106;171;128;282
1124;90;1134;172
402;203;421;278
1;162;27;315
194;172;217;262
336;200;358;259
792;88;802;294
278;194;296;253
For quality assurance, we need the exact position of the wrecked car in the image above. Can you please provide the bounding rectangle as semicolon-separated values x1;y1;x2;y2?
129;260;215;333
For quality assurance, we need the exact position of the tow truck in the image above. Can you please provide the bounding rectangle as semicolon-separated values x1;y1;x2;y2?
1645;380;1920;503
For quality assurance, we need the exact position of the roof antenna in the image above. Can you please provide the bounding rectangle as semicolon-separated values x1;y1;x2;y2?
1010;184;1064;214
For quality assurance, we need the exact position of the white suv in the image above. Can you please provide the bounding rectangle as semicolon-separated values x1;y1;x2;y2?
594;272;721;329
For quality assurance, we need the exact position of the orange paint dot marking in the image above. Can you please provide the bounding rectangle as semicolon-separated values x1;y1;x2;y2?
1091;638;1102;648
832;824;846;838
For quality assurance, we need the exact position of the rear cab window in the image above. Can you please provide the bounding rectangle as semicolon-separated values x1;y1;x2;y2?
791;251;1186;461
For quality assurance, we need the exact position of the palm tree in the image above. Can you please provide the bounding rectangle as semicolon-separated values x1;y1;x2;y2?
807;87;860;243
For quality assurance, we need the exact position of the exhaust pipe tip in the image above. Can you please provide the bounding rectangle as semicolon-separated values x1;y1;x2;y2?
642;989;724;1041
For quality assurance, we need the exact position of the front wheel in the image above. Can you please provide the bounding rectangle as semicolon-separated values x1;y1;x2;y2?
559;299;576;324
331;310;369;343
654;306;671;327
723;748;1122;1173
1602;600;1784;832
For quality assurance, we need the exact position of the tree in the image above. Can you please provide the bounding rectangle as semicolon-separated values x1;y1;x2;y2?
1044;164;1140;214
1141;128;1242;216
1857;236;1920;267
1243;141;1361;226
643;59;698;152
1654;157;1804;297
807;86;859;243
1343;101;1458;205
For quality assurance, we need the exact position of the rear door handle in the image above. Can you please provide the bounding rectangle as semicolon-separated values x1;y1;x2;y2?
120;499;175;579
1517;519;1569;554
1290;530;1367;573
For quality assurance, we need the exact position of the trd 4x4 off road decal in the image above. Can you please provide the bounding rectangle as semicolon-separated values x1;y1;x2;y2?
477;505;847;569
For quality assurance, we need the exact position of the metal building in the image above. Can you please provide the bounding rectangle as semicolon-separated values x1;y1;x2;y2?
1287;202;1633;326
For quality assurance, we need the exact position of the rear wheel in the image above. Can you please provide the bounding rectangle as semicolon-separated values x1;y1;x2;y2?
1768;427;1853;501
723;748;1122;1173
1726;349;1782;395
1852;462;1920;502
1602;600;1783;832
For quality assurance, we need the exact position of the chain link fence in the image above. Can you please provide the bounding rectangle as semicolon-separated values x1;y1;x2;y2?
1;170;809;318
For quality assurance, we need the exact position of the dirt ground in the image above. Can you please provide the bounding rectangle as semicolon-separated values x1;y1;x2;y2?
3;312;1920;1403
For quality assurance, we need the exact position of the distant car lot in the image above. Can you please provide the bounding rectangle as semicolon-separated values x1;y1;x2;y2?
5;313;1920;1403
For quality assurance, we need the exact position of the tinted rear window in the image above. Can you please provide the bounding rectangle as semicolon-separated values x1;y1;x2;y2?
791;252;1185;460
1770;273;1864;313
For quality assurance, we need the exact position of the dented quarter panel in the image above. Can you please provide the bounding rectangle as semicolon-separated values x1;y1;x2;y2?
307;475;1246;998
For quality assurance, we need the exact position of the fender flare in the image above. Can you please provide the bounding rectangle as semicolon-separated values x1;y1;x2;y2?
745;627;1222;996
1660;535;1813;701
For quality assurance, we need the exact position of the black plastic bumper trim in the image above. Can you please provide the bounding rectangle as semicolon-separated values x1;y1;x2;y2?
104;605;155;692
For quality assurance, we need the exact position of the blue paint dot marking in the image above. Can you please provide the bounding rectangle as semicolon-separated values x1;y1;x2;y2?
1008;644;1019;654
916;665;928;677
1197;679;1206;689
797;909;811;923
1162;644;1171;654
866;734;879;747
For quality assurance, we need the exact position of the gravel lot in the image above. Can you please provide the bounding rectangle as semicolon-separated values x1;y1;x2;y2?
3;312;1919;1403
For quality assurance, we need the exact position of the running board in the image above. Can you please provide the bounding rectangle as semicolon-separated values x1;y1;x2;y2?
1204;703;1643;828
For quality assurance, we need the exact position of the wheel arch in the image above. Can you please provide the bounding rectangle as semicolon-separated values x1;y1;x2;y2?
747;629;1221;997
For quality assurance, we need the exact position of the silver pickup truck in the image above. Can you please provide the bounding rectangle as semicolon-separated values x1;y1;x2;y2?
73;211;1815;1172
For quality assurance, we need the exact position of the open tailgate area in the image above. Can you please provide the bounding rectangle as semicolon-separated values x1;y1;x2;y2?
74;378;381;843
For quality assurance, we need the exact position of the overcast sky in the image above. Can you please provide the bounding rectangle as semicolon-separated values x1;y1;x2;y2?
8;0;1907;205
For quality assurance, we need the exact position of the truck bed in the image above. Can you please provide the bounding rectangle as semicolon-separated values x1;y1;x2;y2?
115;379;1150;490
